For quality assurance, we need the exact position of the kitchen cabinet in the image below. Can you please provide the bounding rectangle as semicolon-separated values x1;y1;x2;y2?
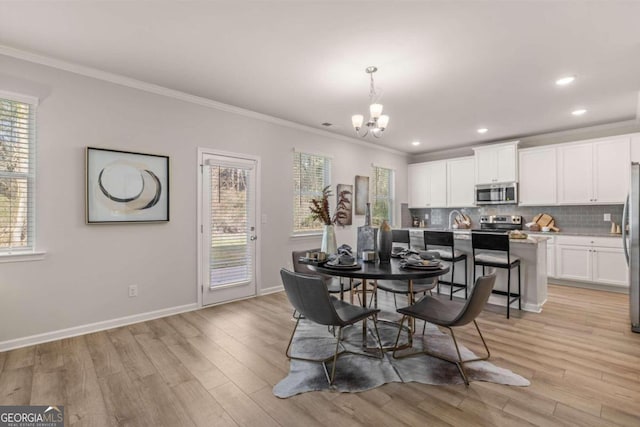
555;235;628;287
408;161;447;208
557;137;630;204
546;235;556;278
518;147;557;205
446;156;475;207
473;141;519;184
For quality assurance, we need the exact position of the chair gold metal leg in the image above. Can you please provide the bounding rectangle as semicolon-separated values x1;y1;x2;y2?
285;317;301;360
448;326;469;387
328;326;343;384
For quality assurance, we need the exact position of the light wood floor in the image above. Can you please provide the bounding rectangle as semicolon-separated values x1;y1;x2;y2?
1;284;639;426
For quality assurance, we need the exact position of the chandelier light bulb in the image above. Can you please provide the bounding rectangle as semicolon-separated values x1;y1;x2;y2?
377;115;389;130
352;114;364;130
369;103;383;119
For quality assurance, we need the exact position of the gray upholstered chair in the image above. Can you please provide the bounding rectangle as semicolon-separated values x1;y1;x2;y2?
280;269;383;384
392;274;496;386
292;249;358;300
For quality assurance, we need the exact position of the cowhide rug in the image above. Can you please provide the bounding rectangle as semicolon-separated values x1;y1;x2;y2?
273;315;530;398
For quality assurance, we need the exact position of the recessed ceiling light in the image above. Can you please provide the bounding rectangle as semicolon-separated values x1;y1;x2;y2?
477;128;488;134
412;141;420;146
556;75;576;86
572;109;587;116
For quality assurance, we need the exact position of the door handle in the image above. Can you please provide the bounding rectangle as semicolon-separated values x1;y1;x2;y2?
250;235;258;241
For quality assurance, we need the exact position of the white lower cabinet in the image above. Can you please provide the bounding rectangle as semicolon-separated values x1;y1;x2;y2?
555;235;628;287
546;237;556;278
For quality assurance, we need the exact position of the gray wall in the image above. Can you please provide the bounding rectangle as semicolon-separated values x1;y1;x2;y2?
0;54;409;344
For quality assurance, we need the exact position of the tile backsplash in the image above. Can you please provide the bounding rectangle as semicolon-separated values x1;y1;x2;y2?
407;204;624;234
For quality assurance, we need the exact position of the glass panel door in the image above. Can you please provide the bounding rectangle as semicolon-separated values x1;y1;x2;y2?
202;154;257;305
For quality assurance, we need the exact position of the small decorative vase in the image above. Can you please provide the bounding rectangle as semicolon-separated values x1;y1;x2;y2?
321;224;338;255
378;220;392;264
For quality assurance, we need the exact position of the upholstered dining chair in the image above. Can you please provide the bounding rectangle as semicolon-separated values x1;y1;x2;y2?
392;274;496;386
280;269;383;385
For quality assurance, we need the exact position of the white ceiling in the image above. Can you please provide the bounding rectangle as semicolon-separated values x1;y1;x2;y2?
1;1;639;154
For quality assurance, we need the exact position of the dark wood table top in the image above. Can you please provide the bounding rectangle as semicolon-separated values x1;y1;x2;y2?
312;257;449;280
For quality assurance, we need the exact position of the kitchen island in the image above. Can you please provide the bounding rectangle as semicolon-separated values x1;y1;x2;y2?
408;229;549;313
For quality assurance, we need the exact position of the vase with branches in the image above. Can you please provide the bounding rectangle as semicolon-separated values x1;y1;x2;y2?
308;185;351;254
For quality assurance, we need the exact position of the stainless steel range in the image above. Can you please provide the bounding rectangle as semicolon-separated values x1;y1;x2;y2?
473;215;523;233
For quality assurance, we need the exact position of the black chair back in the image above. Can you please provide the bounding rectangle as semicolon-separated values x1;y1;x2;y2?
424;230;454;249
280;269;343;326
392;229;410;245
451;274;496;326
292;249;332;282
471;232;510;252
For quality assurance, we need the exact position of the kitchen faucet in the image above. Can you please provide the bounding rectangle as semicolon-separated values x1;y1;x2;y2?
448;209;462;229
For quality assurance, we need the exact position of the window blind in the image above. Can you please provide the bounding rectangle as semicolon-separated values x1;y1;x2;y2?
0;95;36;253
372;166;394;226
208;164;252;287
293;151;332;232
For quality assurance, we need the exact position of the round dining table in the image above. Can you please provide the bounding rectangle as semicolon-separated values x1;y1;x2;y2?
313;257;450;349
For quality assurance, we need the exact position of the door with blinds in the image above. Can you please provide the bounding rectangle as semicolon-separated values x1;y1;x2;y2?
201;153;257;306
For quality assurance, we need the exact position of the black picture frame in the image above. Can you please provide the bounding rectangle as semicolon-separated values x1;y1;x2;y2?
86;147;170;223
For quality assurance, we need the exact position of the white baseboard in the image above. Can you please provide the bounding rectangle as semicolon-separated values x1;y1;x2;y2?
0;303;199;352
259;284;284;295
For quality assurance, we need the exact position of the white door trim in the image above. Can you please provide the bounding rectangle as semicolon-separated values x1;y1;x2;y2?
196;147;262;308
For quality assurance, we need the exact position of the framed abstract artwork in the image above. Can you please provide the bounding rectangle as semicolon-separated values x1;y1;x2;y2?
335;184;353;226
354;175;369;215
86;147;170;223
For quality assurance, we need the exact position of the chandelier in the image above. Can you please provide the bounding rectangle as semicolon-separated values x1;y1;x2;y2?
352;66;389;138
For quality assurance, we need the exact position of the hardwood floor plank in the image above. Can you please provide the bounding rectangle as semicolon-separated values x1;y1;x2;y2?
133;332;193;387
171;380;238;427
107;327;156;381
3;346;35;370
553;402;614;427
600;405;640;427
208;382;279;427
85;332;125;378
0;366;32;405
60;336;114;427
249;386;324;427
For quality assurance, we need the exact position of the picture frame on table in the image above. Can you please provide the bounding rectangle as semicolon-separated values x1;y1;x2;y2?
85;147;170;223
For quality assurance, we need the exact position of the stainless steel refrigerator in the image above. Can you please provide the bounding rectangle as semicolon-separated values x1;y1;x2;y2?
623;162;640;333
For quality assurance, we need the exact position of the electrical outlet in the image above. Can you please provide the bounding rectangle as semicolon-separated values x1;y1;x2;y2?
424;214;429;220
128;284;138;297
604;213;611;222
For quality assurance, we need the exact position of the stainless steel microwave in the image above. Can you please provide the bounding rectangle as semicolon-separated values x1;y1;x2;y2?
475;183;518;205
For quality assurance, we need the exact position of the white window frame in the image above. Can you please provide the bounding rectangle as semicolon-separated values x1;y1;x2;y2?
371;165;395;227
0;90;44;262
292;150;332;235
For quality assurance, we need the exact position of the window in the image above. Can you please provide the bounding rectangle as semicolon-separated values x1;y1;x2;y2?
293;151;331;233
371;165;394;226
0;93;36;254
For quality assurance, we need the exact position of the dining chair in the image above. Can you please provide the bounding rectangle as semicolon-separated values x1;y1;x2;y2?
392;229;411;248
424;230;468;300
392;274;496;387
280;269;383;385
471;233;521;319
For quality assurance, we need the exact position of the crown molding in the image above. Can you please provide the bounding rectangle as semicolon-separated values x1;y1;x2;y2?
0;44;406;156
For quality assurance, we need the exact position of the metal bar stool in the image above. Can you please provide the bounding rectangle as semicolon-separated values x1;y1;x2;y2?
424;230;468;300
471;233;521;319
392;229;411;249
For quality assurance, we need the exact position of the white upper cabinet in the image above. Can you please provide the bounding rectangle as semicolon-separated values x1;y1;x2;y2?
408;159;459;208
408;163;430;208
557;137;629;204
473;141;519;184
592;138;630;203
446;156;475;207
519;146;557;205
427;161;448;208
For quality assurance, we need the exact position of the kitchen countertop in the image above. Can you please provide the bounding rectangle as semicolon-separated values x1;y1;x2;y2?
403;228;548;244
404;227;624;239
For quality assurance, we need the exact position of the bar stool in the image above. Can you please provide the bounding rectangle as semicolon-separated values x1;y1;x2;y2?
392;229;411;249
471;233;521;319
424;230;468;300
